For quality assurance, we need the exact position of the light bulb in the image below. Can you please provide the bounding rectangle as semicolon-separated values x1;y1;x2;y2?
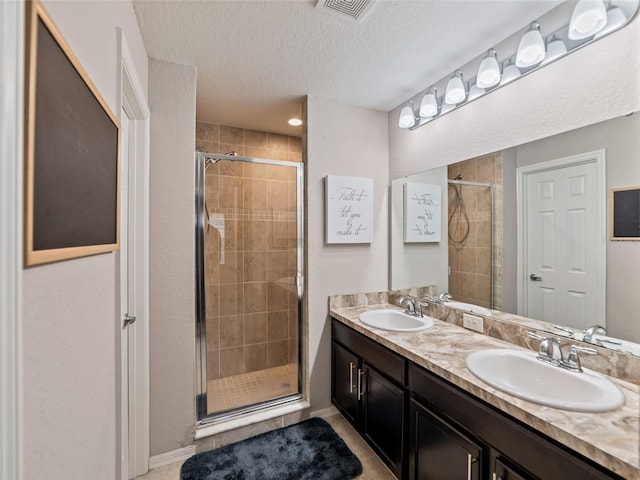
569;0;607;39
398;104;415;128
419;89;438;118
500;62;521;85
594;6;627;38
543;36;567;64
476;49;501;89
516;22;545;67
444;71;466;105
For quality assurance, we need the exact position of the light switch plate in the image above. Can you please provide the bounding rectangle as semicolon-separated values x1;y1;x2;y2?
463;313;483;333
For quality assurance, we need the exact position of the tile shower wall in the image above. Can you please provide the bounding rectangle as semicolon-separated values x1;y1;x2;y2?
197;122;302;381
448;152;503;310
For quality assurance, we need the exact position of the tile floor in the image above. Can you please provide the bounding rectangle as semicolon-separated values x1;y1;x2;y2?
207;363;298;414
136;414;396;480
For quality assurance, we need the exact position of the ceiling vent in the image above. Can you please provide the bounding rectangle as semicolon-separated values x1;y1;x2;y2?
315;0;376;23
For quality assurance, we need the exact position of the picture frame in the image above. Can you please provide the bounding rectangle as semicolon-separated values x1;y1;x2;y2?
325;175;373;244
24;0;121;266
403;182;442;243
610;186;640;241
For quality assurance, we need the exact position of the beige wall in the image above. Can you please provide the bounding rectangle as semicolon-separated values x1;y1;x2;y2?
148;58;197;455
306;96;389;410
503;113;640;342
21;1;148;479
388;14;640;180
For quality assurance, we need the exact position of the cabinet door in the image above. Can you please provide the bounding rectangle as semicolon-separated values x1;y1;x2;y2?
331;341;359;425
362;363;405;479
409;399;482;480
492;457;535;480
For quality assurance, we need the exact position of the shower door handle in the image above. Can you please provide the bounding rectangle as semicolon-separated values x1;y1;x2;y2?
529;274;542;281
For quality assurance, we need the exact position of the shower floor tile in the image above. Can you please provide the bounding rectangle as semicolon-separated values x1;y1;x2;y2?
207;363;298;414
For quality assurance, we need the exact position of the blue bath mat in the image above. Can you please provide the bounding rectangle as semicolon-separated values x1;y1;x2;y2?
180;417;362;480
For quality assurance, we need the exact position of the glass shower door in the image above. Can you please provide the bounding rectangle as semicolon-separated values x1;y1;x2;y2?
195;152;303;422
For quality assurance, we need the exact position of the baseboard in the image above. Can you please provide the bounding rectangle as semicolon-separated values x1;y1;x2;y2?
148;445;197;470
310;405;340;418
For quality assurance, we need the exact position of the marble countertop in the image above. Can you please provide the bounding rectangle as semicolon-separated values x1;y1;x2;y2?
330;304;640;479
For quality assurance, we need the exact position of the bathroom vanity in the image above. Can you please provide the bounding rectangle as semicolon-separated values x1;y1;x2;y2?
330;303;640;480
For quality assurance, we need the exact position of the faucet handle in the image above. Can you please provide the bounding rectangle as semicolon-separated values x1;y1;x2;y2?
527;331;563;364
553;324;575;338
565;345;597;372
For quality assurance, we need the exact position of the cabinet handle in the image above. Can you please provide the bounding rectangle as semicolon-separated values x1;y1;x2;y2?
349;362;356;393
467;454;477;480
357;369;366;401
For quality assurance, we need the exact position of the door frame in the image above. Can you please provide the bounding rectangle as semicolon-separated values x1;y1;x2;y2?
1;2;24;479
516;150;606;319
116;29;150;479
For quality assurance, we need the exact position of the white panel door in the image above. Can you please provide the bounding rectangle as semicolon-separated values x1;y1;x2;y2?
525;161;602;330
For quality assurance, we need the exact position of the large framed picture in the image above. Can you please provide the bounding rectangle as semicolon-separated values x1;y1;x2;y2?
325;175;373;244
24;0;121;266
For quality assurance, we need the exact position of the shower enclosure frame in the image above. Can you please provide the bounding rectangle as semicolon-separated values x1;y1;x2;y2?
447;178;497;309
194;151;305;426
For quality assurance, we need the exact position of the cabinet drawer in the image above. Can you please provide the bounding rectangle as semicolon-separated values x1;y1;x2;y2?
332;318;406;385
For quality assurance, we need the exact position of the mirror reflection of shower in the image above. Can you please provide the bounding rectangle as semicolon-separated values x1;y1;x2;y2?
447;153;503;311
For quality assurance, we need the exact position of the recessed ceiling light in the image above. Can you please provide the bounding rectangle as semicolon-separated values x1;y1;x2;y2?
288;118;303;126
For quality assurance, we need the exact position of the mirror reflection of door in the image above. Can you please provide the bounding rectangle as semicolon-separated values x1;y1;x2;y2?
519;151;606;330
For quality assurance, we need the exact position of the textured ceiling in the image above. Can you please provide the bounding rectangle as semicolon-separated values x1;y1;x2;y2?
133;0;561;135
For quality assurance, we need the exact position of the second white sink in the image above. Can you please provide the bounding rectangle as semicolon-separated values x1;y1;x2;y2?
466;349;624;412
359;309;433;332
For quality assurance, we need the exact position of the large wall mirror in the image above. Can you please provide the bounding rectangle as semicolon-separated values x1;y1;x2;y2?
390;112;640;350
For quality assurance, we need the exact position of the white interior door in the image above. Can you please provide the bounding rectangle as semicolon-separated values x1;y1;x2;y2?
118;30;150;479
520;153;605;330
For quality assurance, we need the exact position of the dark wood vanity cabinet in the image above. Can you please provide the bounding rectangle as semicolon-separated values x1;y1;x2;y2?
331;318;624;480
409;363;623;480
331;319;406;478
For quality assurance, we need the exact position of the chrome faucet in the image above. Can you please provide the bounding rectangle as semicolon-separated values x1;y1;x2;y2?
583;325;606;345
423;292;453;305
397;296;422;317
528;331;597;372
438;292;453;303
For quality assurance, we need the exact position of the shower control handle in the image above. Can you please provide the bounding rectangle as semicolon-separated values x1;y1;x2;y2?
529;274;543;281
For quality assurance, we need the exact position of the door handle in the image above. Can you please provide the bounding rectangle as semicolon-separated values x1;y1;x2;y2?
467;454;477;480
357;370;366;401
123;313;137;327
529;274;543;281
349;362;357;393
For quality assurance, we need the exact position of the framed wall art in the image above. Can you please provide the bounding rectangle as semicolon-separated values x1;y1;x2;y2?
404;182;442;242
24;0;121;266
610;186;640;241
325;175;373;244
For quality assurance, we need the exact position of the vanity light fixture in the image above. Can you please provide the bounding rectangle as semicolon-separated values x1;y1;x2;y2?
595;4;628;38
398;102;416;128
397;0;638;130
419;88;439;118
467;83;485;101
569;0;608;39
543;35;568;64
516;22;546;67
444;71;466;105
476;49;501;89
500;60;521;85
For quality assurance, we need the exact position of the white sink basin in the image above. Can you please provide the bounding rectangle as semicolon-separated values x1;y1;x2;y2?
444;301;492;316
466;349;624;412
359;309;433;332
